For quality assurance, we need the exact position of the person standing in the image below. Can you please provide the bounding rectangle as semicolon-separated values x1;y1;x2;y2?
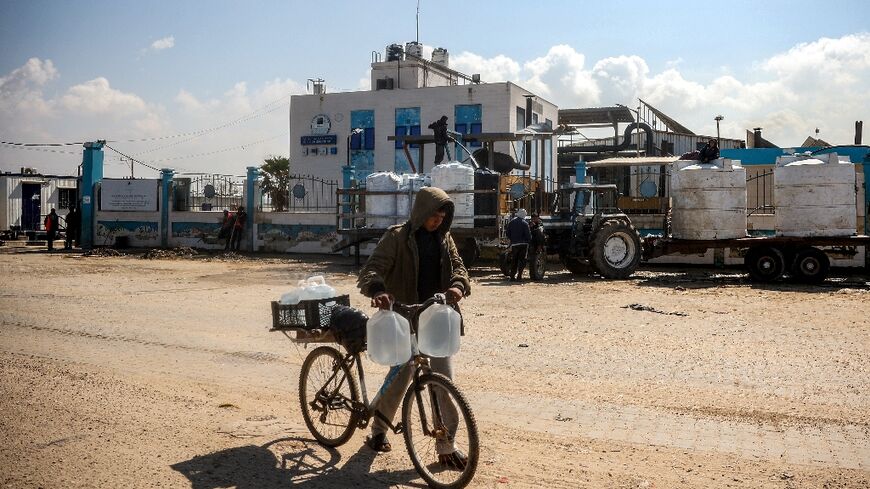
357;186;471;469
229;206;246;251
44;208;59;251
428;115;449;165
528;212;546;278
505;208;531;281
64;205;80;249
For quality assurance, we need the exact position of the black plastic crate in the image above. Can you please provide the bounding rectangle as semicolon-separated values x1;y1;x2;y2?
270;295;350;330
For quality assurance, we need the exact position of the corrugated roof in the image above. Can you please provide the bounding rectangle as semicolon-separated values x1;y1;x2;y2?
639;99;695;135
558;106;634;125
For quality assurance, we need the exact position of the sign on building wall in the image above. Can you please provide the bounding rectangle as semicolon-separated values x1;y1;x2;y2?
101;179;158;211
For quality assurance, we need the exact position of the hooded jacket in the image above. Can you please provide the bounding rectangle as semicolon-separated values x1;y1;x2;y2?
358;187;471;304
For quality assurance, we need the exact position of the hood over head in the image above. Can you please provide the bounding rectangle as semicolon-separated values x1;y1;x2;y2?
409;187;454;234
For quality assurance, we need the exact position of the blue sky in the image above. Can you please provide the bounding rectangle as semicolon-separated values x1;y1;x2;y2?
2;0;869;177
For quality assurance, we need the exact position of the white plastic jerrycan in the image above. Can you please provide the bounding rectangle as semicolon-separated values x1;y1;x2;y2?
417;303;461;358
366;308;412;366
304;275;337;299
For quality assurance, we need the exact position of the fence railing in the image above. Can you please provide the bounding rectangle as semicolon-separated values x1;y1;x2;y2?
260;174;337;212
174;173;244;212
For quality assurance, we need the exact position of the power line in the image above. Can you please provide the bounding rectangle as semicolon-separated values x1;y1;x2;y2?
0;144;81;155
104;144;162;173
122;94;291;146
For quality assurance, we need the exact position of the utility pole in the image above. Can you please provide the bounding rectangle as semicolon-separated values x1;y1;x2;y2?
715;115;724;145
130;157;134;179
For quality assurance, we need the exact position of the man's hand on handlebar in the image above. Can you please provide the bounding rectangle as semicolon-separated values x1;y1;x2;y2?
371;292;395;310
445;287;463;304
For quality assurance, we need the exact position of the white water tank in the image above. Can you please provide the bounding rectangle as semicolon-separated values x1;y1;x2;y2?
670;159;747;240
366;172;401;229
432;47;449;67
405;41;423;59
431;162;474;228
397;173;429;221
774;153;856;237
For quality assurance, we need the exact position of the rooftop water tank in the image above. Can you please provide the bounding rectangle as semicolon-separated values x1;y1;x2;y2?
405;41;423;59
431;162;474;228
386;44;404;62
774;152;856;237
432;47;449;67
365;172;401;229
670;159;747;240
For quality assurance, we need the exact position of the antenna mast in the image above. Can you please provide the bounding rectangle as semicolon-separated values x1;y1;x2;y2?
416;0;420;43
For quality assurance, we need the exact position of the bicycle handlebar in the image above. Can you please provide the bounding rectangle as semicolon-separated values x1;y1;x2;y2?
389;293;449;320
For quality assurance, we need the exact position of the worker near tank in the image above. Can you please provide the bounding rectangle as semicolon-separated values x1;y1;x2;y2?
699;138;720;163
505;208;531;281
357;186;471;469
428;115;449;164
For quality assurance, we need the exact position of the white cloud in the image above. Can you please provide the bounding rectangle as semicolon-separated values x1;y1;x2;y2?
447;33;870;145
60;77;149;115
150;35;175;51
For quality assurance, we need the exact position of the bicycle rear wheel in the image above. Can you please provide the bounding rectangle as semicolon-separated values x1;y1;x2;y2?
299;346;360;447
401;373;479;489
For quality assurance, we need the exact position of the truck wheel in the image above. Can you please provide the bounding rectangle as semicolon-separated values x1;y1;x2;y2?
590;220;642;279
529;250;546;280
791;247;830;284
745;246;785;282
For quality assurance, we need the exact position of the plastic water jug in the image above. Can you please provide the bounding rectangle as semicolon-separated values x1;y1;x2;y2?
279;280;308;305
366;309;412;366
417;303;461;357
306;275;337;299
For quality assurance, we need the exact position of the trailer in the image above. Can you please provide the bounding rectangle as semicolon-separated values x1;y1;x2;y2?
644;234;869;283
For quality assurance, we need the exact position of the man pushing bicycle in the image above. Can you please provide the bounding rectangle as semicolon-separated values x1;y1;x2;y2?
357;186;471;469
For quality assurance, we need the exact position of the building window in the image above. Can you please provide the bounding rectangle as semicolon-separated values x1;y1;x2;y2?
395;107;421;173
454;104;483;159
58;188;77;210
350;110;375;177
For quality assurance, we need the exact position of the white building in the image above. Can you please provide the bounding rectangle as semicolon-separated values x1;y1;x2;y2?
289;43;559;185
0;170;78;232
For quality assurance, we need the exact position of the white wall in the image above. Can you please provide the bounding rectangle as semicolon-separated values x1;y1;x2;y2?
289;82;559;183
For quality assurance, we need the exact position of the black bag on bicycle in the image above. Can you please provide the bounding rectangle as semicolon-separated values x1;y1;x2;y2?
329;305;368;354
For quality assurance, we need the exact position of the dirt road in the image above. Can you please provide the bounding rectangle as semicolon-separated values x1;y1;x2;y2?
1;248;868;488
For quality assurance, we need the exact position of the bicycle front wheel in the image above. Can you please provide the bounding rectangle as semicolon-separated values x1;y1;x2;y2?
401;373;479;489
299;346;360;447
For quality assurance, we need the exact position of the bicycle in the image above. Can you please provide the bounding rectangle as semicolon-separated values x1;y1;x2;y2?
297;294;479;489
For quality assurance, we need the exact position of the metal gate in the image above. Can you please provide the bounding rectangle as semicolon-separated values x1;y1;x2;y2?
174;174;244;212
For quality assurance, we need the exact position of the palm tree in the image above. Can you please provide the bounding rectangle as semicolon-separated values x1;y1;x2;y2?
260;156;290;211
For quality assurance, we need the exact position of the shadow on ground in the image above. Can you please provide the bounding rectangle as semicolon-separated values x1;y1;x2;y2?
171;436;425;489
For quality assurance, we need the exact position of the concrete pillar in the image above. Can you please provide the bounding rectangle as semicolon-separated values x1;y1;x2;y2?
245;166;259;252
160;168;175;248
79;141;104;250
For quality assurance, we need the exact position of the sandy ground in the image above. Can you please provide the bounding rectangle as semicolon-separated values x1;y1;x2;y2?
1;245;869;488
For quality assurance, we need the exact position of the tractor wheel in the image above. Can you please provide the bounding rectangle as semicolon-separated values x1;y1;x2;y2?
563;257;593;276
529;250;546;280
458;239;480;268
590;220;643;279
745;246;786;282
790;247;830;284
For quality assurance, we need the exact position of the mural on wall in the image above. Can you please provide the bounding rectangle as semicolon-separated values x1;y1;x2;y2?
172;221;223;239
258;223;337;248
96;221;158;245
